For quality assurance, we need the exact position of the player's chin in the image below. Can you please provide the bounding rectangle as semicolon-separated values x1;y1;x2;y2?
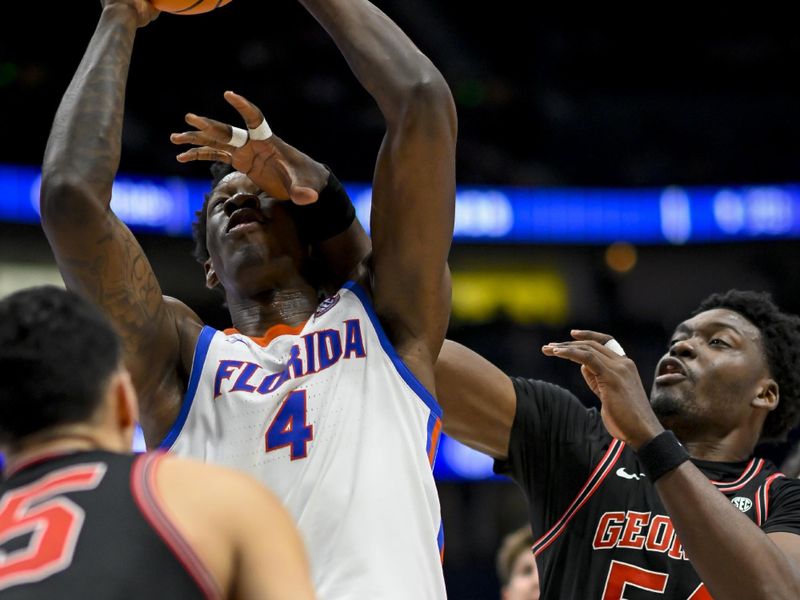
650;389;686;420
226;243;271;269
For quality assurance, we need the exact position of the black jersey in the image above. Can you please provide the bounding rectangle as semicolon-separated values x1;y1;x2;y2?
494;377;800;600
0;450;218;599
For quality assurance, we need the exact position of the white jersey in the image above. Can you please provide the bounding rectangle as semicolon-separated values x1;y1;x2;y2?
160;282;446;599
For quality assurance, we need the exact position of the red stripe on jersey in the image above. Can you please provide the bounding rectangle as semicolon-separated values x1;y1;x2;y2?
131;453;221;600
713;459;764;492
761;473;784;524
4;451;86;479
687;582;713;600
533;439;625;556
755;489;763;527
709;458;755;485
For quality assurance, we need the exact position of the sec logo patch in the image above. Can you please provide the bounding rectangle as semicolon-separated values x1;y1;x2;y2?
315;294;340;319
731;497;753;513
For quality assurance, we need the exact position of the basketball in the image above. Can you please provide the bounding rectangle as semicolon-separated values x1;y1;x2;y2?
150;0;234;15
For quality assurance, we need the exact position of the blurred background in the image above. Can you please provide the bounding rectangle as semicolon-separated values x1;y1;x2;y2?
2;3;800;597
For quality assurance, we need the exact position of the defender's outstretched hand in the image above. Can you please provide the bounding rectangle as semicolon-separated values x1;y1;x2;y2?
170;91;328;205
543;329;664;449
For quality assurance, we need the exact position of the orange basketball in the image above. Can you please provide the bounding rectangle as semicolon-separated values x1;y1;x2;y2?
150;0;234;15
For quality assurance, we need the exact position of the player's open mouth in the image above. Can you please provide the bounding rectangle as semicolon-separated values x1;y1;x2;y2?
654;357;688;385
655;373;687;384
228;221;262;234
227;208;265;233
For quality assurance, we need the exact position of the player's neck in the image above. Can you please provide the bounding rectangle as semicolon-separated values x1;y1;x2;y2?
5;427;125;473
673;428;755;462
227;286;319;336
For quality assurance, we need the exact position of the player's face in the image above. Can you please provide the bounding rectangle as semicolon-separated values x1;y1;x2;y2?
502;551;539;600
204;172;306;297
650;308;772;435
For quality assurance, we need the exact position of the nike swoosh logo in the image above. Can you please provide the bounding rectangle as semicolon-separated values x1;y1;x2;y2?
616;467;646;481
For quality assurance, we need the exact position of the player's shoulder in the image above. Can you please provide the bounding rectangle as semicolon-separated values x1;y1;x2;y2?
334;268;377;313
156;455;281;514
158;454;252;490
509;376;601;439
163;295;203;325
316;278;379;332
510;376;582;405
769;472;800;496
163;295;208;371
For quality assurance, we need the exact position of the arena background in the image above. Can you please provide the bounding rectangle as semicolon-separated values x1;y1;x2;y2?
2;4;800;597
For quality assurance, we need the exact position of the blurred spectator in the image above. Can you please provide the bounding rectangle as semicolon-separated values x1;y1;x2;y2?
496;526;539;600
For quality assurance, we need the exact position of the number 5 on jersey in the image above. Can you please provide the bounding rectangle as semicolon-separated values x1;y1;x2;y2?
266;390;314;460
0;464;106;591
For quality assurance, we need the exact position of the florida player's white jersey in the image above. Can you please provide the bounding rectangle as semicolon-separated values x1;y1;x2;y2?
160;282;446;600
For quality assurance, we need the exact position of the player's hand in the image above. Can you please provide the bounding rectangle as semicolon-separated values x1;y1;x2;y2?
101;0;160;27
170;91;328;205
542;330;664;449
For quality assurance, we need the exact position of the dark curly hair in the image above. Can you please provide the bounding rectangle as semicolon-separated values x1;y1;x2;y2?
694;290;800;442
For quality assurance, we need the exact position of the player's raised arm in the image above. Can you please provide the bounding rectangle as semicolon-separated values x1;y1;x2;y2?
298;0;457;388
38;1;193;442
435;341;517;458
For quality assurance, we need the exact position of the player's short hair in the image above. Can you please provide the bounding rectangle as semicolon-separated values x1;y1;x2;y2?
496;526;534;586
0;286;122;444
694;289;800;441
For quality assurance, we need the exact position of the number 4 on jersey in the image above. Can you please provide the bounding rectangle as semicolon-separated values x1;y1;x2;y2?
266;390;314;460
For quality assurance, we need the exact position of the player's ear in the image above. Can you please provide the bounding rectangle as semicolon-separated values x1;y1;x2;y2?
752;379;779;412
113;368;139;430
204;258;219;289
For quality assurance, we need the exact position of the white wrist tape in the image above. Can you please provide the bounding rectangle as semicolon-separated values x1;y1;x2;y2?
604;338;626;356
228;126;248;148
248;119;273;141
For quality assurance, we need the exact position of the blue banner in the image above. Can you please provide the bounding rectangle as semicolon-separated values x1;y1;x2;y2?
4;164;799;245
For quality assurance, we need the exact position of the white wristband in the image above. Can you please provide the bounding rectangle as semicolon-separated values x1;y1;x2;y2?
248;119;273;141
604;338;626;356
228;126;248;148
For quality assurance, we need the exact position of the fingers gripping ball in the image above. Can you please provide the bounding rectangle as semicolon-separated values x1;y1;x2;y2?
150;0;233;15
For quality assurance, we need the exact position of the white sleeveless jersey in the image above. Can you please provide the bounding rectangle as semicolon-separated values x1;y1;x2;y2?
160;282;446;599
